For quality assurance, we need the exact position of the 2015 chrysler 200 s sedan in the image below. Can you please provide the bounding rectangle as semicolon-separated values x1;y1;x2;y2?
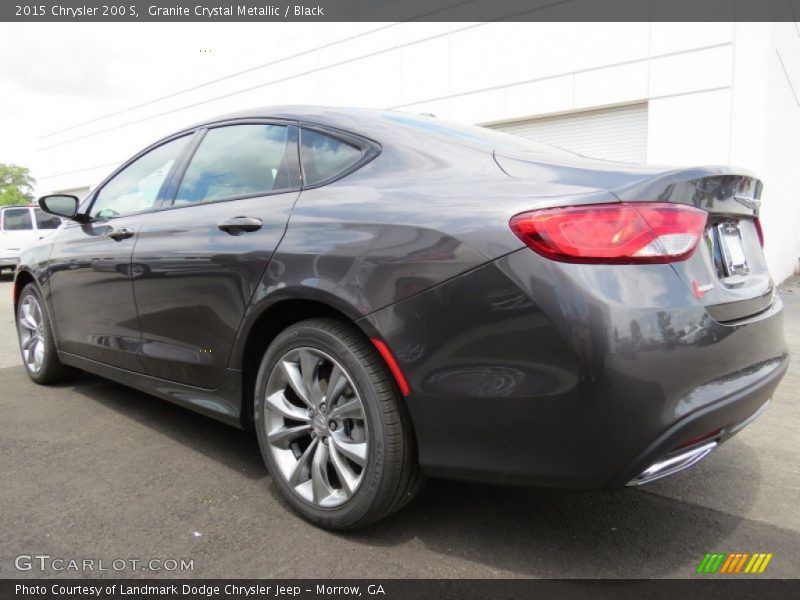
16;106;788;529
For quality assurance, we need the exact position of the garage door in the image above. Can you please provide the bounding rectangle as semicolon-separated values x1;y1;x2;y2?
487;103;648;164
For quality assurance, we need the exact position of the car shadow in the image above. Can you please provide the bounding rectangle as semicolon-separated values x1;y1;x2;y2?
342;467;766;578
71;371;771;578
70;372;267;479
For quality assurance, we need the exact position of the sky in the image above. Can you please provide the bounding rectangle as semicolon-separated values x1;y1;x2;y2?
0;22;359;172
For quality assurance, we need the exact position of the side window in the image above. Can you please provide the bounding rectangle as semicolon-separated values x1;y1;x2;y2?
300;129;362;186
34;209;62;230
174;124;292;205
91;135;190;219
3;208;33;231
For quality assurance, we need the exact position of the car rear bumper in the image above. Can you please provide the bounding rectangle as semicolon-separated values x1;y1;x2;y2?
362;248;788;488
624;394;770;487
619;365;781;487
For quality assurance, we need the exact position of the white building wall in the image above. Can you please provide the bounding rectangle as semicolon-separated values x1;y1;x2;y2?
34;22;799;281
761;23;800;284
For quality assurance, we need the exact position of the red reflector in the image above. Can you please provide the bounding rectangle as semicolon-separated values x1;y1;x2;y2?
692;280;712;299
371;338;410;396
509;202;707;264
754;217;765;248
675;428;722;450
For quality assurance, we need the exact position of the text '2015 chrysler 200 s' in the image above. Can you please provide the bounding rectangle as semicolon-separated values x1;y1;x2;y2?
15;107;788;529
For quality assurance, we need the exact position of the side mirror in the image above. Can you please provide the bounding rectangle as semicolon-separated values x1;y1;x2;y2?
39;194;80;219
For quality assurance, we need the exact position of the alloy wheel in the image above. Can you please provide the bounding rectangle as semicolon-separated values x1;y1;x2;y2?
264;347;369;508
18;295;45;373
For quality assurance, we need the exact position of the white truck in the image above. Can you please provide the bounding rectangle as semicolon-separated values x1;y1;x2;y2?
0;205;62;274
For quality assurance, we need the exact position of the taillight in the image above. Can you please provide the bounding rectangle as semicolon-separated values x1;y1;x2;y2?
509;202;708;264
754;217;765;247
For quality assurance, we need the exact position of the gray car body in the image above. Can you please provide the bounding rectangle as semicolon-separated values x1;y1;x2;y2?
15;106;788;488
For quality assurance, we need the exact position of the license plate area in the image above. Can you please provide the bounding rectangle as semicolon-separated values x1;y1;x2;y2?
716;221;749;277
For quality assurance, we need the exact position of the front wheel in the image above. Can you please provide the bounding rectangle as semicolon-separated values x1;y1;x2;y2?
254;318;423;529
16;283;79;384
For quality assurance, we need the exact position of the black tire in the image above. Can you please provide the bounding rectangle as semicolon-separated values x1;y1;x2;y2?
16;283;80;385
254;318;423;529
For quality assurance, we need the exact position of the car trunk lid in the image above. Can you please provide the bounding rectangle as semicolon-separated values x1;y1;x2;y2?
495;153;773;322
613;168;772;322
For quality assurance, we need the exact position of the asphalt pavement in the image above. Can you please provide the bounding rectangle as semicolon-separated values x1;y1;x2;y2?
1;272;798;579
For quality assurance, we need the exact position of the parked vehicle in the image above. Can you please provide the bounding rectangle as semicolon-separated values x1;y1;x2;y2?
0;205;61;273
15;107;787;529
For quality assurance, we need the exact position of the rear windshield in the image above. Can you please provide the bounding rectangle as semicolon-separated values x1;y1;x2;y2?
381;112;576;157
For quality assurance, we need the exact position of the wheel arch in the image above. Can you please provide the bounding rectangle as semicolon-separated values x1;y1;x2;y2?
233;293;383;430
12;269;37;309
13;269;61;344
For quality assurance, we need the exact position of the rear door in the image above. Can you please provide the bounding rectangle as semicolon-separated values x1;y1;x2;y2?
131;121;301;389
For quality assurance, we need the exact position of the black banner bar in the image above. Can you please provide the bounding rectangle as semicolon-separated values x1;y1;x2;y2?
4;0;800;22
2;579;799;600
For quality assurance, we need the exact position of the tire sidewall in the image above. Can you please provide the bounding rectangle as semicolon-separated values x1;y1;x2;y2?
254;322;389;528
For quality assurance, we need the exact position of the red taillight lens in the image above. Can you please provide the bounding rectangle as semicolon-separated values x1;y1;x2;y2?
754;217;765;247
509;202;708;264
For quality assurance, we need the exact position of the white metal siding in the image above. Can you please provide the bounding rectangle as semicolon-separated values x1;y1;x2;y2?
487;103;649;163
55;186;91;200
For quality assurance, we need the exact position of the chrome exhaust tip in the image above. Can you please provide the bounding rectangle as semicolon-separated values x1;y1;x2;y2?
626;441;718;486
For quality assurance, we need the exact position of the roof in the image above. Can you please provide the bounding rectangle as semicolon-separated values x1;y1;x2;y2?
185;105;582;159
189;105;395;135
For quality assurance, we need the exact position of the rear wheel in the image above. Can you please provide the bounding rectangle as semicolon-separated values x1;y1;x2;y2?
16;283;79;384
254;318;423;529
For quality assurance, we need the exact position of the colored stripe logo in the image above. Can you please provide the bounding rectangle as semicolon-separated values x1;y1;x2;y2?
696;552;773;574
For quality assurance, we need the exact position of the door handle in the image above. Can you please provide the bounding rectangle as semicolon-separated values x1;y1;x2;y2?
106;227;135;241
218;216;263;235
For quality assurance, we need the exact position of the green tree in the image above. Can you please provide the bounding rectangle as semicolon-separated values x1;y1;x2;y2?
0;164;36;206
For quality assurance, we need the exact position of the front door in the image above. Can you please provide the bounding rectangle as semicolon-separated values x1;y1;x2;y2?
131;122;301;389
48;134;192;370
